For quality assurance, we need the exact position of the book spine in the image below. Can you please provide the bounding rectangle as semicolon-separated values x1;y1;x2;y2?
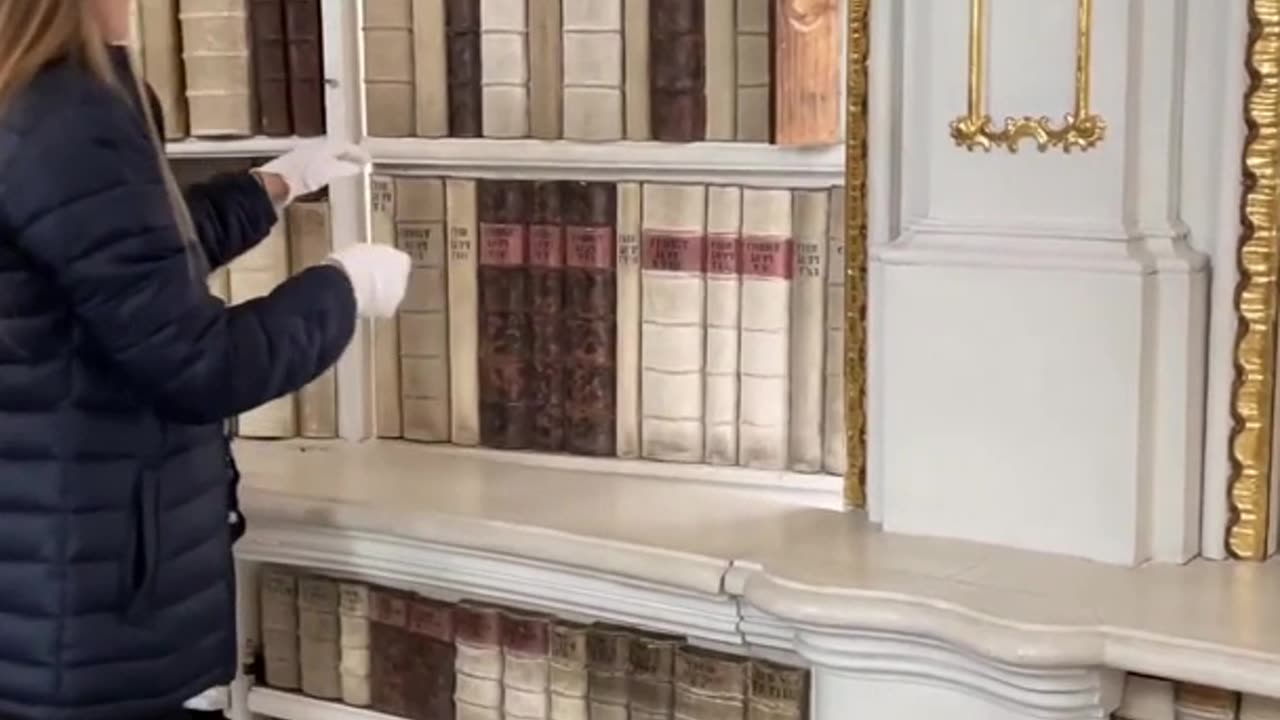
503;611;552;720
363;0;416;136
529;182;567;451
284;0;326;136
640;183;707;463
703;186;742;466
614;182;643;458
528;0;564;139
629;633;682;720
455;603;505;720
649;0;705;142
549;622;589;720
230;219;297;438
407;597;457;719
563;182;618;456
822;187;846;475
479;0;530;137
746;660;808;720
139;0;189;139
478;180;532;449
735;0;772;142
562;0;624;141
370;175;403;438
587;625;632;720
623;0;651;140
395;177;452;442
413;0;451;137
738;189;792;470
788;190;829;471
260;567;300;691
298;576;341;700
369;589;412;716
446;178;482;445
703;0;736;140
674;647;748;720
250;0;292;135
178;0;254;136
446;0;483;137
774;0;841;145
128;0;145;74
338;583;373;707
287;199;338;438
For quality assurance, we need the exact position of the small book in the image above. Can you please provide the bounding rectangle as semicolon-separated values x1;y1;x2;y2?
407;595;457;720
502;610;553;719
370;587;413;716
746;660;808;720
673;647;748;720
549;621;589;720
629;632;683;720
297;576;341;700
338;582;373;707
587;624;632;720
454;602;504;720
259;566;300;691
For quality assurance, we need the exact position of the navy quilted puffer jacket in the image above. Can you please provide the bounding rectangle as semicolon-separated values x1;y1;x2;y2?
0;51;357;719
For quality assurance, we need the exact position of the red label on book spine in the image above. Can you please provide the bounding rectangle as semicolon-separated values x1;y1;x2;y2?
529;225;564;268
369;591;407;626
642;232;706;273
479;223;527;266
566;226;616;270
407;600;454;641
706;234;740;276
742;237;794;279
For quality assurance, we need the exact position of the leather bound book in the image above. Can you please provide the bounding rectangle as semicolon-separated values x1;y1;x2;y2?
549;621;589;720
139;0;189;139
446;179;482;445
260;566;300;691
587;624;632;720
446;0;483;137
746;660;808;720
614;182;643;458
479;0;530;137
788;190;829;472
477;181;533;449
370;588;413;716
178;0;255;136
562;182;618;456
284;0;326;135
629;633;683;720
339;582;373;707
406;596;457;720
230;219;297;438
298;576;342;700
413;0;451;137
703;186;742;465
673;647;747;720
735;0;772;141
364;0;416;136
502;610;552;719
562;0;624;141
774;0;841;145
528;182;566;452
287;198;338;438
249;0;292;135
370;175;403;438
455;602;504;720
649;0;705;142
822;187;846;475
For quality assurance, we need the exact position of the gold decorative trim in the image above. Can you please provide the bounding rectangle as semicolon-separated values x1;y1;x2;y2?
949;0;1106;153
1227;0;1280;560
844;0;870;509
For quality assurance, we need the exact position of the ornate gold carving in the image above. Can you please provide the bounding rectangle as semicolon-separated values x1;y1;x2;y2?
844;0;869;509
1228;0;1280;560
949;0;1106;153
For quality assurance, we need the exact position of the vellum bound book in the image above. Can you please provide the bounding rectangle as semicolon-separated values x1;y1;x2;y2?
178;0;254;136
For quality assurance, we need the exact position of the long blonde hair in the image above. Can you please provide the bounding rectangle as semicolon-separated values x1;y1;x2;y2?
0;0;204;269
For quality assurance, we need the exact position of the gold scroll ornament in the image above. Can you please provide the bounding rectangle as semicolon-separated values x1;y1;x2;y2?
844;0;870;509
949;0;1105;152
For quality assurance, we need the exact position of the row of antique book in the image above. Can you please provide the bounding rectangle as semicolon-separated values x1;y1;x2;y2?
128;0;327;139
257;565;810;720
363;0;842;145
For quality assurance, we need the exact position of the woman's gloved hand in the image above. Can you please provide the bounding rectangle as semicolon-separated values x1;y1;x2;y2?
326;244;411;319
255;140;371;207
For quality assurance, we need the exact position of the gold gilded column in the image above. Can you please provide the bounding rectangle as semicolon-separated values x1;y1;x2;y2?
844;0;870;509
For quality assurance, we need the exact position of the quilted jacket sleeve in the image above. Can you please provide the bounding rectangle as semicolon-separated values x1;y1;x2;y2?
0;81;357;425
183;171;279;269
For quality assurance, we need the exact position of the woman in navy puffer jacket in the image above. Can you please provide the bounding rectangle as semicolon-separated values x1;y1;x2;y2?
0;1;411;718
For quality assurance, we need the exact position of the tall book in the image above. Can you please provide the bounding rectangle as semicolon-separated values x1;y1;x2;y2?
774;0;841;145
738;189;792;470
179;0;254;136
528;0;563;138
563;182;618;456
413;0;451;137
446;179;482;445
562;0;624;141
128;0;145;73
629;633;682;720
479;0;530;137
502;610;552;720
704;186;742;466
249;0;292;136
529;182;567;451
407;596;456;720
139;0;189;139
673;648;747;720
549;622;589;720
735;0;772;142
587;625;631;720
446;0;483;137
704;0;736;140
298;576;341;700
229;219;297;438
287;199;339;438
363;0;415;136
822;188;846;475
789;190;829;471
284;0;327;135
649;0;705;142
370;175;403;438
623;0;651;139
477;181;532;449
746;660;808;720
615;183;643;458
370;588;412;716
640;183;707;463
260;567;300;691
455;602;504;720
395;177;451;442
338;582;373;707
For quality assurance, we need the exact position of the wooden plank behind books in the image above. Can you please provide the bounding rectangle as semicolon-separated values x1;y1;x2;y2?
773;0;841;145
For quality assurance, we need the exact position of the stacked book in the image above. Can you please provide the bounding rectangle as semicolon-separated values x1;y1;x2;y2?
369;175;849;477
131;0;327;140
360;0;842;145
258;566;811;720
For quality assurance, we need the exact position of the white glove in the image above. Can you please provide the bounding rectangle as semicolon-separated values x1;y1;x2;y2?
327;245;411;319
259;139;371;206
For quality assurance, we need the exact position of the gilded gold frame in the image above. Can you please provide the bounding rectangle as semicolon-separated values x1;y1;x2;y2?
949;0;1106;153
844;0;870;509
1227;0;1280;560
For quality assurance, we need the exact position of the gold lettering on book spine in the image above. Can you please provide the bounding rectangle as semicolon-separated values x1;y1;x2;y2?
1229;0;1280;560
844;0;870;509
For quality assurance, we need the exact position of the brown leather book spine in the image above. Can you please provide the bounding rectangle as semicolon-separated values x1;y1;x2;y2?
649;0;705;141
406;597;457;720
446;0;483;137
773;0;841;145
746;660;808;720
562;182;617;456
284;0;326;135
249;0;292;135
529;181;566;451
478;180;532;449
369;588;412;717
